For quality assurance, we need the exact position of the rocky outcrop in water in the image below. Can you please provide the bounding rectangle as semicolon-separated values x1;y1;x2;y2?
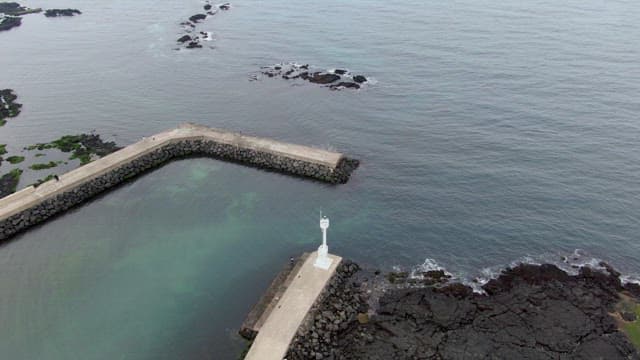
189;14;207;23
0;2;41;32
0;89;22;126
0;15;21;31
286;262;640;360
176;1;230;50
44;9;81;17
256;63;369;90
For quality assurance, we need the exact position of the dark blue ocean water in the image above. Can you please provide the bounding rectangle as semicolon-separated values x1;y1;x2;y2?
1;0;639;358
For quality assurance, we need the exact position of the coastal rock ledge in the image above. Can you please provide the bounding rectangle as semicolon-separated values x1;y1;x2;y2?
285;262;640;360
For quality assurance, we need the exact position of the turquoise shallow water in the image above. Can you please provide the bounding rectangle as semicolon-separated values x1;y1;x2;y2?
1;0;640;358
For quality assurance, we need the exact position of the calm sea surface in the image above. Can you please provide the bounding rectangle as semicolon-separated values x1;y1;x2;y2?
1;0;640;358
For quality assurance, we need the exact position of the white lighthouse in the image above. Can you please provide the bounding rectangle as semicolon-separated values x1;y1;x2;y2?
314;216;333;270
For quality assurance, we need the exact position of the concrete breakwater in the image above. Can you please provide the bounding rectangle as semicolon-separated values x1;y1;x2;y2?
0;123;359;241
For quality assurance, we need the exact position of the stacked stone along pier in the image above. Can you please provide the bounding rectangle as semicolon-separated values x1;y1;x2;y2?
0;123;359;241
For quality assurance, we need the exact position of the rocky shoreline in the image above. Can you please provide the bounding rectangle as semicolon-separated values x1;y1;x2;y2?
284;261;640;359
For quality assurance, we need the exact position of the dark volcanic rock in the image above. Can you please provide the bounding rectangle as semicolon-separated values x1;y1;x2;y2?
186;41;202;49
189;13;207;23
308;72;340;84
44;9;81;17
177;34;191;43
204;4;212;10
25;134;121;165
258;63;370;91
0;2;41;15
286;262;640;360
353;75;367;83
219;3;231;10
0;2;22;13
0;16;22;32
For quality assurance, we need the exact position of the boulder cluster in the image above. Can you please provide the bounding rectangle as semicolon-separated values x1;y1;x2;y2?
257;63;369;90
176;2;231;49
44;9;82;17
285;261;640;360
0;139;359;241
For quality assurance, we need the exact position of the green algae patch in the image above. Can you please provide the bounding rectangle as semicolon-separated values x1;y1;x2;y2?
26;134;120;165
30;161;61;170
615;295;640;351
0;89;22;125
6;156;25;164
622;304;640;350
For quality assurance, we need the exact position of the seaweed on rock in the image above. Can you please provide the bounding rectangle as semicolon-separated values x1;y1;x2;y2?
0;89;22;126
25;134;121;165
0;168;22;197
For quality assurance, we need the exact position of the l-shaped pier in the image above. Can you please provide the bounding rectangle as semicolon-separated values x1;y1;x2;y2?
0;123;358;241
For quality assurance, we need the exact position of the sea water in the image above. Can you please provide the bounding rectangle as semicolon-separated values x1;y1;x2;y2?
1;0;639;358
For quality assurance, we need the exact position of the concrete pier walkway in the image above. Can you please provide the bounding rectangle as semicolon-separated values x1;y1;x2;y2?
245;251;342;360
0;124;354;235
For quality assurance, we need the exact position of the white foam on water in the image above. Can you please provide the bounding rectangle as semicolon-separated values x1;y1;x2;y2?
408;249;637;294
622;275;640;285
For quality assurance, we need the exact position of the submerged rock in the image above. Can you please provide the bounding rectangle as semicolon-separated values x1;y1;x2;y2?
44;9;82;17
25;134;121;165
219;3;231;10
329;82;361;90
0;169;22;198
186;41;202;49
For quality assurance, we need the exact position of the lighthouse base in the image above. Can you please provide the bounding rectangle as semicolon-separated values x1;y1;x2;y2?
314;245;333;270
